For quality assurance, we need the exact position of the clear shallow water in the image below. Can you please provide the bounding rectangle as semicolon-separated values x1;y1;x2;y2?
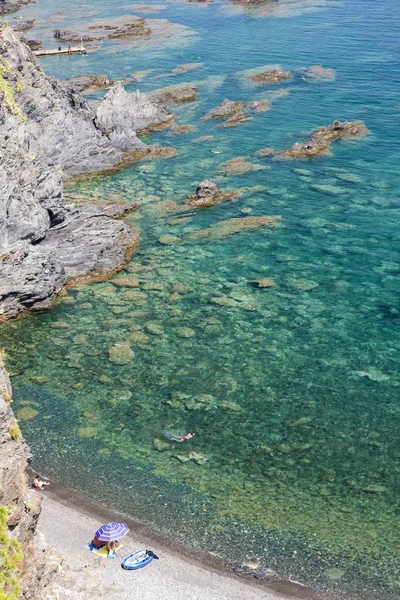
1;0;400;596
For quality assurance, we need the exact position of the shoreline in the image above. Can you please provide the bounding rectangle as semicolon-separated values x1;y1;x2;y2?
38;479;337;600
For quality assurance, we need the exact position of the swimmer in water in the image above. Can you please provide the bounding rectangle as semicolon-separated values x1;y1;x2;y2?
171;432;195;442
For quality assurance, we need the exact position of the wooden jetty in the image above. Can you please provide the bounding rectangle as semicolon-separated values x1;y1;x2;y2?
33;46;87;57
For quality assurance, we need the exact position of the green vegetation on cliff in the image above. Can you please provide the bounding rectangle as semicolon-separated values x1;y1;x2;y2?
0;506;22;600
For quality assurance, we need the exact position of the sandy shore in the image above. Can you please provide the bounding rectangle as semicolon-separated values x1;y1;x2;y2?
37;489;324;600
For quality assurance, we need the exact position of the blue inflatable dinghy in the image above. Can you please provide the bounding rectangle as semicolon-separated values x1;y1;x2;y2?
121;549;159;570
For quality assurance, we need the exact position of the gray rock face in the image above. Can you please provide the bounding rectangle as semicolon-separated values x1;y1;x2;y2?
0;25;166;320
95;83;172;148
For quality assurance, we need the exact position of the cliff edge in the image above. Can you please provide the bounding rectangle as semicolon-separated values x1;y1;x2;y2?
0;24;171;320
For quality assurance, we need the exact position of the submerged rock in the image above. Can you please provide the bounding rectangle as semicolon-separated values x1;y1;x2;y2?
300;65;336;81
191;216;281;241
108;343;135;364
171;62;204;75
219;157;263;175
353;368;389;382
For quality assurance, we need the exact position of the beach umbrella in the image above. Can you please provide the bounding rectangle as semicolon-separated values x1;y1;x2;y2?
95;522;129;542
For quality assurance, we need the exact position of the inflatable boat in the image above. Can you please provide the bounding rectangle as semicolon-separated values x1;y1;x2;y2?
121;549;159;570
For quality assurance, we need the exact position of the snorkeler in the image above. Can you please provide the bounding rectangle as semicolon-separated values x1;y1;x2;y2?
171;432;195;442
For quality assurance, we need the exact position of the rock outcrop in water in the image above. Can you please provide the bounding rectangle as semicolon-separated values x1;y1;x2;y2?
54;17;151;43
60;74;114;93
0;0;31;13
0;25;172;320
204;98;271;127
248;68;293;85
258;120;369;159
186;180;239;208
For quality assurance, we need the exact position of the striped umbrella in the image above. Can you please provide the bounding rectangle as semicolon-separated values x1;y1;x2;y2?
95;522;129;542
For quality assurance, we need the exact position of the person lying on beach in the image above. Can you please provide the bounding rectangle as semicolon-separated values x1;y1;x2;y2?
91;535;105;549
171;432;195;442
106;540;120;559
33;475;49;489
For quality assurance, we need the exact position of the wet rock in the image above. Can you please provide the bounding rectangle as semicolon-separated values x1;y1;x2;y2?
270;120;369;159
256;147;275;157
248;68;293;85
167;123;195;136
105;18;151;39
186;180;239;208
60;75;114;93
108;343;135;364
11;19;34;31
24;38;42;50
149;83;198;104
53;29;100;43
204;99;250;126
191;216;281;241
204;98;271;128
175;327;195;338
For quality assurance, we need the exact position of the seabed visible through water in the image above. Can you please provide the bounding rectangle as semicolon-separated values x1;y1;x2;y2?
1;0;399;596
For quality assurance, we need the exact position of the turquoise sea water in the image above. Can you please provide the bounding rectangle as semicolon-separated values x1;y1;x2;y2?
1;0;400;596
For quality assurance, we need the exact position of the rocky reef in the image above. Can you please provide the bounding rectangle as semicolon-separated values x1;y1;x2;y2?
258;120;369;159
0;25;172;320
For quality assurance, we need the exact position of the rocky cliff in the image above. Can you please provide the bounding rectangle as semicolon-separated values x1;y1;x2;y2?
0;354;52;599
0;24;171;321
